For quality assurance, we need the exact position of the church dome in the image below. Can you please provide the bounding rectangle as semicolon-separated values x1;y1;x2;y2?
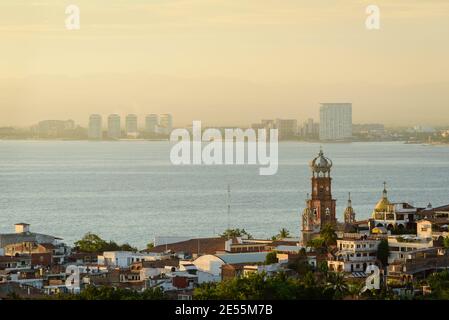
375;198;390;212
309;149;332;175
374;183;391;212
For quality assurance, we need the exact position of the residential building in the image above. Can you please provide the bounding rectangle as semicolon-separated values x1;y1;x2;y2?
275;119;298;139
387;235;434;264
145;114;159;134
159;114;173;135
125;114;138;138
97;251;170;268
107;114;121;139
300;118;319;139
88;114;102;140
319;103;352;141
327;236;380;273
0;223;70;265
192;252;269;282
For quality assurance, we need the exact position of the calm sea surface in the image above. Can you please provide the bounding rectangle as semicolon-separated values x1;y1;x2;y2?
1;140;449;248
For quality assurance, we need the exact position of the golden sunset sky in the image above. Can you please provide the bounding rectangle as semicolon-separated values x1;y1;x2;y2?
1;0;448;127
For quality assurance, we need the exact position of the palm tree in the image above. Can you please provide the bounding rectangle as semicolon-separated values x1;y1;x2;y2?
326;272;349;299
276;228;290;239
348;282;364;300
320;223;337;247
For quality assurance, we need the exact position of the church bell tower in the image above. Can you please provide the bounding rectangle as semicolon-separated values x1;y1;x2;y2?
302;149;337;243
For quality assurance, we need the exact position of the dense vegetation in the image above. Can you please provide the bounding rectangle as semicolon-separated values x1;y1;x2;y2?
51;285;166;300
220;228;253;239
193;272;351;300
425;270;449;299
74;232;138;253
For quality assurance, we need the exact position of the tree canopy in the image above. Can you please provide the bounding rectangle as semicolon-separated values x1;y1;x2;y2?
51;285;165;300
194;272;339;300
74;232;138;253
320;224;337;247
376;239;390;267
220;228;253;239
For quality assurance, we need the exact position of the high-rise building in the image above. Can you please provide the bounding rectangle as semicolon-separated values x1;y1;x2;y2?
302;149;337;244
88;114;102;140
145;114;159;134
107;114;121;139
159;114;173;135
319;103;352;141
125;114;138;138
275;119;298;139
301;118;319;139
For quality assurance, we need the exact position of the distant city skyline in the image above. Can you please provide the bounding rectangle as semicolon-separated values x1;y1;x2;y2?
1;1;448;127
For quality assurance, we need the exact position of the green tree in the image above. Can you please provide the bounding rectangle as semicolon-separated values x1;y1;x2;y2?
377;239;390;268
307;238;326;253
320;224;337;247
426;270;449;299
74;233;108;253
219;228;253;239
443;237;449;249
287;256;312;276
275;228;290;240
325;272;349;299
265;251;278;265
52;285;166;300
74;233;137;253
146;242;155;251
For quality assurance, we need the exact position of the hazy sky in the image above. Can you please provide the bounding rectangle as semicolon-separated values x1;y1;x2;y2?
1;0;449;127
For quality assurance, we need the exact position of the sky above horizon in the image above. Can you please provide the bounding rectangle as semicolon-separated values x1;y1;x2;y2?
1;0;449;127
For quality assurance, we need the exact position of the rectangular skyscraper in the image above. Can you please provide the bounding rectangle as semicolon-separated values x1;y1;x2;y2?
88;114;102;140
125;114;138;138
107;114;121;139
275;119;298;139
145;114;159;134
159;114;173;135
319;103;352;141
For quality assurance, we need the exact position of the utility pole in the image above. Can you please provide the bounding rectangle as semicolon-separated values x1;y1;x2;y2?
227;184;231;231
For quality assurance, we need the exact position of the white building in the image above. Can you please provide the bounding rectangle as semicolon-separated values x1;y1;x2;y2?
319;103;352;141
107;114;121;139
97;251;170;268
328;237;380;273
159;114;173;135
387;235;434;264
192;252;269;282
88;114;102;140
145;114;159;134
125;114;138;138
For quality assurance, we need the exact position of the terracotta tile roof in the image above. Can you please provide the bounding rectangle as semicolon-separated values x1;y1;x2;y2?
149;237;227;255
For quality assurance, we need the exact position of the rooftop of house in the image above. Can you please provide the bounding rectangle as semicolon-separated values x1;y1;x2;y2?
419;204;449;218
132;258;180;269
215;252;269;265
418;217;449;226
148;237;229;255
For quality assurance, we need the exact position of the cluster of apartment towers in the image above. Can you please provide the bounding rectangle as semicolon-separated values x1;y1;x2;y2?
87;114;173;140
